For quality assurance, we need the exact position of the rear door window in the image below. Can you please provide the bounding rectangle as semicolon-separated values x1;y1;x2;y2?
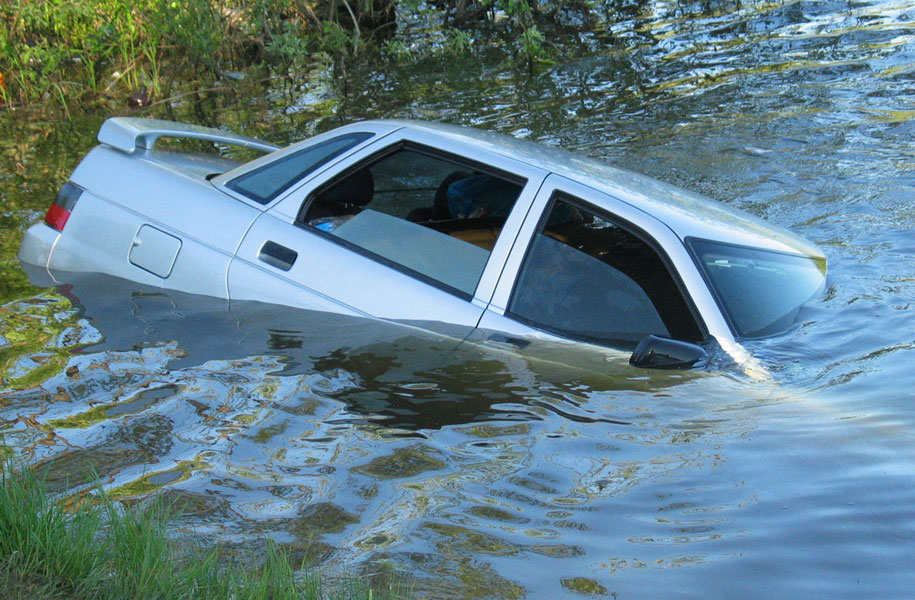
507;194;702;347
298;143;526;298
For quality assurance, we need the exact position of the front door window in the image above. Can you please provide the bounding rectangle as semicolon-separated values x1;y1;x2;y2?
507;194;702;347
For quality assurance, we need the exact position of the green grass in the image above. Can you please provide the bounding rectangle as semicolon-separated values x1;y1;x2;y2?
0;0;325;108
0;460;403;600
0;0;564;111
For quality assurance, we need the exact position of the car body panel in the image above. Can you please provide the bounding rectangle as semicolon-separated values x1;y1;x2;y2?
45;188;236;298
68;145;258;255
230;211;485;332
42;144;265;298
228;127;549;335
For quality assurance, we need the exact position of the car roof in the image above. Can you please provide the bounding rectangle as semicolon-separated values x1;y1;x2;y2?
351;119;823;259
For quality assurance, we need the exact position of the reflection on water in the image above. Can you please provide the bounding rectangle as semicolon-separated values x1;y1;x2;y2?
3;0;915;597
1;274;765;597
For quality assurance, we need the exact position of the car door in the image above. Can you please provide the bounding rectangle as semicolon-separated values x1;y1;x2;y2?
228;127;548;337
474;174;710;348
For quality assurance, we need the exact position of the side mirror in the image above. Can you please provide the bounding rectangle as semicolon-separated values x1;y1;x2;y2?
629;335;708;369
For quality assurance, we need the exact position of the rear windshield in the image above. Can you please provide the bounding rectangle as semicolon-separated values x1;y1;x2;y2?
227;132;372;204
687;238;826;338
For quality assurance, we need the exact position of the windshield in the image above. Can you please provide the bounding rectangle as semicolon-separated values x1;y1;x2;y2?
687;238;826;338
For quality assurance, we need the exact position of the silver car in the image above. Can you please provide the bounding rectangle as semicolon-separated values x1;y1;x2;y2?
18;117;827;369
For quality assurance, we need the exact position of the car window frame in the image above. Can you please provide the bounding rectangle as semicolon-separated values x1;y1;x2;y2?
292;139;534;302
224;132;375;205
496;183;710;347
211;123;396;210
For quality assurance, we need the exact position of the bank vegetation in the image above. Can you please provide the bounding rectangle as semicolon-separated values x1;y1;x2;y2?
0;0;601;112
0;460;402;599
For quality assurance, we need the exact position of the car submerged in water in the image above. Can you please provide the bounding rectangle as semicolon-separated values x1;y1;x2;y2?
18;117;826;369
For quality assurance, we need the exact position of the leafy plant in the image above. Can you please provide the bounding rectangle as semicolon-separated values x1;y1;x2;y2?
383;38;413;62
443;27;472;55
265;19;312;70
494;0;551;68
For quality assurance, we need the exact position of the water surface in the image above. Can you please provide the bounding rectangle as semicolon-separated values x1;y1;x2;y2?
2;1;915;597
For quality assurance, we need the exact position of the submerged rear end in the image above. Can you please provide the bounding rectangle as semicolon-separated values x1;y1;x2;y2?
18;118;278;299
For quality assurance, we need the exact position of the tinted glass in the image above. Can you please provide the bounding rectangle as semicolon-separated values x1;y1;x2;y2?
688;238;826;338
508;197;702;346
301;146;524;297
227;133;372;204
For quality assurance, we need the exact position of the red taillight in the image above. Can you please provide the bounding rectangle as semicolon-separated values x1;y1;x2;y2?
45;203;71;230
45;182;83;231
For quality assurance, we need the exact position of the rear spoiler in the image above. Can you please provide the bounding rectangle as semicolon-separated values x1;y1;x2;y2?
98;117;280;154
